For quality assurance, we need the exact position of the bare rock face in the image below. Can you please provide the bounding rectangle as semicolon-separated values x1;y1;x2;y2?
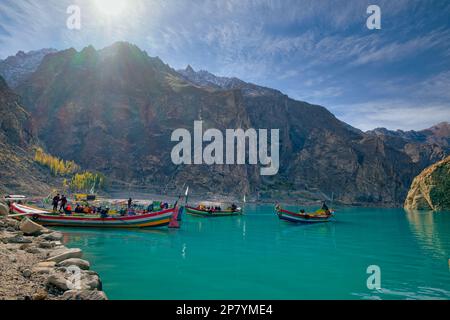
0;49;57;88
404;156;450;211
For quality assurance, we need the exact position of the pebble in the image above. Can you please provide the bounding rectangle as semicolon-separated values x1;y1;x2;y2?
22;269;32;278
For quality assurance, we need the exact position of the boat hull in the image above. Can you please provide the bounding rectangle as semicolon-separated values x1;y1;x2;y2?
11;203;177;229
276;207;333;224
186;206;242;217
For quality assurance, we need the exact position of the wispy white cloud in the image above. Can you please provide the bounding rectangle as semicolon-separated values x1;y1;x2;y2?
333;101;450;131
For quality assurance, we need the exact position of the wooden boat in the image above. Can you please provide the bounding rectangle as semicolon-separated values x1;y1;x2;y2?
10;203;182;229
186;201;243;217
275;205;334;224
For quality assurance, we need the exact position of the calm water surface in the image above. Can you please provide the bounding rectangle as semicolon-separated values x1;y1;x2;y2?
61;205;450;300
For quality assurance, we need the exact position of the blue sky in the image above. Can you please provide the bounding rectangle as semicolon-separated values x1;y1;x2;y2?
0;0;449;131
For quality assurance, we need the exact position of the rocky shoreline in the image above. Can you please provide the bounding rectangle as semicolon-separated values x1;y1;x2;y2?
0;205;107;300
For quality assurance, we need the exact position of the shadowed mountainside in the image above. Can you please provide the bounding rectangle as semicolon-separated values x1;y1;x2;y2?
0;76;52;195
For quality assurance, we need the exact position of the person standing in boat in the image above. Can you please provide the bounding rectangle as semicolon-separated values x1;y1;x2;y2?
128;198;132;209
59;195;68;212
52;194;60;212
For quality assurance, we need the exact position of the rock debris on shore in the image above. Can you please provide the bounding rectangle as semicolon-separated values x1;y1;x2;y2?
0;214;107;300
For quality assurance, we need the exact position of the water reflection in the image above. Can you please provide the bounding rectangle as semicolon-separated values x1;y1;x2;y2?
405;210;450;260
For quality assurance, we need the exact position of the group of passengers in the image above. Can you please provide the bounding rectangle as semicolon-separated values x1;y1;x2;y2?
51;195;170;218
197;203;238;212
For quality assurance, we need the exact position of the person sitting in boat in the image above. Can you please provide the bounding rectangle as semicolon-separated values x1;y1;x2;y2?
231;203;237;212
147;203;154;212
74;204;82;213
299;209;306;214
64;204;72;215
52;194;60;212
100;207;109;218
119;207;127;216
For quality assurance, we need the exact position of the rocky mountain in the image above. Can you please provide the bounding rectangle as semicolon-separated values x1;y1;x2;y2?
404;156;450;211
15;42;450;206
367;123;450;147
0;75;52;195
367;123;450;169
178;65;281;97
0;49;57;88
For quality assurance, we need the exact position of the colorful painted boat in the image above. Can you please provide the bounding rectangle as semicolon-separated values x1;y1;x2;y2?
186;206;243;217
10;203;181;229
275;205;334;224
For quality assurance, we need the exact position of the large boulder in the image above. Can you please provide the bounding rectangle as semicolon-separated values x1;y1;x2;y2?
405;156;450;211
0;202;9;216
42;232;63;241
46;248;83;263
46;272;70;292
58;258;90;270
46;269;102;293
60;290;107;300
19;218;45;236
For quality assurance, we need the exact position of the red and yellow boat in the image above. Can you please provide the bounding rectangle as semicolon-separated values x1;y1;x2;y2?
10;203;182;229
275;205;334;224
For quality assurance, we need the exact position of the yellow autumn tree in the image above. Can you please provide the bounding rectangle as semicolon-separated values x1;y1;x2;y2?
34;147;80;176
69;171;106;192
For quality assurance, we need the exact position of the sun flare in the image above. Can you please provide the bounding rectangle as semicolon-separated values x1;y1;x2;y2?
95;0;127;17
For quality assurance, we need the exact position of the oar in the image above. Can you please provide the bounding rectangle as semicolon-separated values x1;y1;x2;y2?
7;212;35;218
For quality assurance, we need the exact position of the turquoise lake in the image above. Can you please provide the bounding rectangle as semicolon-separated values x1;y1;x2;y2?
61;205;450;300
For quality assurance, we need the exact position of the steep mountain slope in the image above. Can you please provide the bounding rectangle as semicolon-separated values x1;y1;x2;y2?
0;49;57;89
0;76;51;195
404;156;450;211
16;42;449;205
